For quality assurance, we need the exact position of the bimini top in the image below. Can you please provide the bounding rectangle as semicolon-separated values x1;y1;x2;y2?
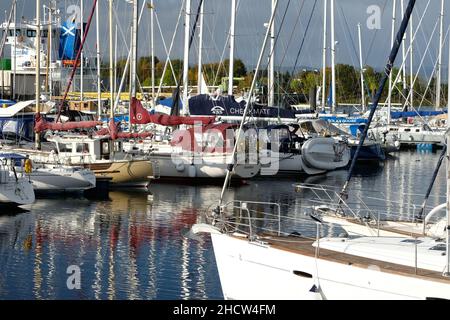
0;153;27;160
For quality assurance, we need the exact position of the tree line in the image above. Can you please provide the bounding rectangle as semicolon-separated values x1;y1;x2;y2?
102;56;448;108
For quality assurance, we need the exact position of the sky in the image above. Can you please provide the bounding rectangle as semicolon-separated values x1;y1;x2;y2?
1;0;448;78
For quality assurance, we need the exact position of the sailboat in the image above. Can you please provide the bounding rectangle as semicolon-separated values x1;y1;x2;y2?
0;153;35;205
191;0;450;299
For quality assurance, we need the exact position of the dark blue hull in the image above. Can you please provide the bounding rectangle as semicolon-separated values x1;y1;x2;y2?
350;144;385;161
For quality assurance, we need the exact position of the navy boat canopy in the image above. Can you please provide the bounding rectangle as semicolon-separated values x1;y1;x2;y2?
188;94;297;119
0;153;26;160
390;110;447;119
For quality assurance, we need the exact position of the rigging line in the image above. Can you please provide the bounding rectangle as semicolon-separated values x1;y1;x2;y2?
277;0;307;75
414;9;439;80
171;0;205;116
156;0;184;97
364;0;388;65
154;6;181;90
284;0;318;98
263;0;292;100
212;0;242;87
337;2;359;69
380;0;433;109
341;0;417;195
394;20;440;115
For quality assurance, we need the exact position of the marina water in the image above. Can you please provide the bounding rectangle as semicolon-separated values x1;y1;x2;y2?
0;150;445;299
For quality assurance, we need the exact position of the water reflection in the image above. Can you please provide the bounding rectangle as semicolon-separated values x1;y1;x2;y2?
0;150;446;299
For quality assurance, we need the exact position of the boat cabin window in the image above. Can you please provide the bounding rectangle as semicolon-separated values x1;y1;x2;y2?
113;141;122;153
26;29;36;37
404;128;411;132
59;143;73;153
300;122;316;134
101;140;110;155
76;143;89;153
415;129;420;132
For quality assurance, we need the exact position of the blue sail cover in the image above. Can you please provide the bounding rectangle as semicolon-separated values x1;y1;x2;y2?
390;110;447;119
58;21;82;60
188;94;296;119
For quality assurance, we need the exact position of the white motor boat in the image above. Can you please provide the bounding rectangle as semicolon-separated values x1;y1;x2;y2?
0;154;35;206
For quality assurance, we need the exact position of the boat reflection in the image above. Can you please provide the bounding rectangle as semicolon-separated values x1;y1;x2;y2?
0;189;222;299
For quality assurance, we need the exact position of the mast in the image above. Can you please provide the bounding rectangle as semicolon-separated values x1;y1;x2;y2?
219;0;279;205
330;0;336;112
150;0;155;104
400;0;407;97
436;0;445;109
341;0;416;195
268;0;275;107
409;7;413;110
109;0;114;118
228;0;236;96
197;0;204;95
321;0;327;110
130;0;138;99
357;23;365;111
387;0;396;125
96;0;101;119
12;0;16;99
80;0;84;101
182;0;191;115
35;0;41;149
114;25;117;98
446;31;450;276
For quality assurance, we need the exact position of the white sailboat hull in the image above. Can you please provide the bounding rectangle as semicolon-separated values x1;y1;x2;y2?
151;152;260;179
0;178;35;205
211;233;450;300
23;167;96;192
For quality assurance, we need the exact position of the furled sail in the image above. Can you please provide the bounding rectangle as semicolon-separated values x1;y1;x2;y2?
130;98;215;126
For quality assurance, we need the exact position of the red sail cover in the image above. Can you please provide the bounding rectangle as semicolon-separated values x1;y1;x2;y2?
130;97;215;126
34;112;101;133
96;119;153;140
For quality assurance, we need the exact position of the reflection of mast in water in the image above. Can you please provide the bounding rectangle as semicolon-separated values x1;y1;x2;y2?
46;230;56;297
180;236;191;299
193;234;207;299
33;219;43;299
107;219;119;300
93;224;103;300
128;213;141;300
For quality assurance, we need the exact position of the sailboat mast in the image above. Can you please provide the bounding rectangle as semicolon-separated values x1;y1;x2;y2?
357;23;365;112
409;8;413;110
80;0;84;101
96;0;101;119
228;0;236;96
401;0;407;96
130;0;138;99
109;0;114;118
388;0;396;125
182;0;191;115
446;32;450;276
321;0;327;110
197;0;204;95
35;0;41;149
219;0;279;205
330;0;336;113
12;0;16;99
268;0;276;107
436;0;445;109
150;0;155;105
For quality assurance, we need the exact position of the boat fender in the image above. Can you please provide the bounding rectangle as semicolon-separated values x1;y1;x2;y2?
176;162;185;172
188;164;196;178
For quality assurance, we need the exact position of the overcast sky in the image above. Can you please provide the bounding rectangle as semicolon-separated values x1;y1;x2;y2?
2;0;448;78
